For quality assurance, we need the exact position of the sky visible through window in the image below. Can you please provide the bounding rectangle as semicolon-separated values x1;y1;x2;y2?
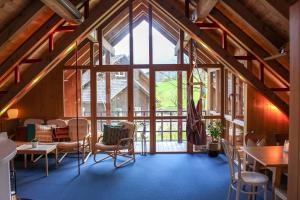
114;20;177;64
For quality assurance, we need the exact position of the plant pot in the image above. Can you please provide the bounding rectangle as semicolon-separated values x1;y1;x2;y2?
208;142;219;157
32;142;38;148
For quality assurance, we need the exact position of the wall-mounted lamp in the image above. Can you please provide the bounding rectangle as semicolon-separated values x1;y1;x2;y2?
7;109;19;119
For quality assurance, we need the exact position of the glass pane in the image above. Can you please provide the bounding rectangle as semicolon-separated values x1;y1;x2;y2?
192;68;208;116
96;72;128;117
63;69;91;117
102;8;129;65
133;20;149;64
134;69;150;116
155;71;187;116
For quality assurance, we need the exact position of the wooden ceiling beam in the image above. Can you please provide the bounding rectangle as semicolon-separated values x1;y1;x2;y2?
0;15;64;87
41;0;83;24
0;1;45;50
209;9;290;84
0;0;127;115
265;0;289;19
219;0;286;49
150;0;289;116
0;0;87;87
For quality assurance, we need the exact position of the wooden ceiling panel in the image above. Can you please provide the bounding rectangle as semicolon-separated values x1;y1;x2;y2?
215;2;289;69
0;0;32;31
0;6;54;65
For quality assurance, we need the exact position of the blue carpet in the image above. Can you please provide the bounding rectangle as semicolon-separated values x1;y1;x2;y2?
15;154;271;200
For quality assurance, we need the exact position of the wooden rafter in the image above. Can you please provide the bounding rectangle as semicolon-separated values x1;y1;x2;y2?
0;0;127;116
0;0;88;87
219;0;286;49
266;0;289;19
209;9;290;84
150;0;289;116
0;1;45;50
0;15;64;87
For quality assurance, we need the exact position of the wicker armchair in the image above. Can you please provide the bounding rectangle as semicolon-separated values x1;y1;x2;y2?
57;118;91;164
94;121;136;168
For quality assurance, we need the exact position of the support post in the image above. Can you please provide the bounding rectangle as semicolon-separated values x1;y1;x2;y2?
288;1;300;199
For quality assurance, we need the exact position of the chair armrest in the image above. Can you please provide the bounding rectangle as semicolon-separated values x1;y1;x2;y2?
95;131;103;143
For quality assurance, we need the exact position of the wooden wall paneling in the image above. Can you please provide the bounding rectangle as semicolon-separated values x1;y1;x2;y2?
288;1;300;199
15;66;64;120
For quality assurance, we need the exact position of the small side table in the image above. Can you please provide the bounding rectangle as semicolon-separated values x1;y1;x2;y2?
16;143;58;176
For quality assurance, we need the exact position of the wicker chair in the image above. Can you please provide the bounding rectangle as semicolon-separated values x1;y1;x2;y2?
46;119;68;128
57;118;91;164
94;121;136;168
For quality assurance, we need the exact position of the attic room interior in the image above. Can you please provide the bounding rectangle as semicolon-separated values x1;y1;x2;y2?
0;0;298;199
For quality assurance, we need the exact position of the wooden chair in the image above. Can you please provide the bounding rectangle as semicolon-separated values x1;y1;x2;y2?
94;121;136;168
221;139;269;200
57;118;91;164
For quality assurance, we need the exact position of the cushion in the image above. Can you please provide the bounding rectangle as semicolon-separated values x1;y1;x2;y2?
35;124;54;142
102;125;129;145
53;127;70;141
27;124;36;141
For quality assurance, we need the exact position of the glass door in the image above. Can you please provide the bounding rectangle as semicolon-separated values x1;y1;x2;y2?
155;70;187;152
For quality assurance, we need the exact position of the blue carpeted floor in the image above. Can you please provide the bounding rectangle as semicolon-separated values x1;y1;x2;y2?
15;154;271;200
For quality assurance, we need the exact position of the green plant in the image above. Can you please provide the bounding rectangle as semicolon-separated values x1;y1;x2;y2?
207;121;224;142
31;138;39;142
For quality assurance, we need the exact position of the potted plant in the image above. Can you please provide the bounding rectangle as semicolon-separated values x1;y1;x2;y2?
31;138;39;148
207;121;224;157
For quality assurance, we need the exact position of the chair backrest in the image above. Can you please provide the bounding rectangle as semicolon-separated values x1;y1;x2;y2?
118;121;136;138
47;119;68;128
221;139;242;183
68;118;89;141
24;119;44;126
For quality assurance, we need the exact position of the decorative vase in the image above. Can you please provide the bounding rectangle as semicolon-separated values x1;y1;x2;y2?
208;141;219;157
32;142;38;148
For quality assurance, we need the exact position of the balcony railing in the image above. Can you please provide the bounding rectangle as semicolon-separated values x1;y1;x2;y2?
94;110;187;142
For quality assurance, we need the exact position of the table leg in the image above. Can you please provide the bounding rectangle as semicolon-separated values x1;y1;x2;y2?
45;153;48;176
24;154;27;168
269;167;282;200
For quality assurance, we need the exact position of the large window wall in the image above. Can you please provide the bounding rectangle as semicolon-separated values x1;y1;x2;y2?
62;0;222;153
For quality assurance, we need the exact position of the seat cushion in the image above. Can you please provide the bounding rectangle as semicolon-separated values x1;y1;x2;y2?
95;142;128;151
102;125;129;145
235;171;268;185
57;141;84;150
